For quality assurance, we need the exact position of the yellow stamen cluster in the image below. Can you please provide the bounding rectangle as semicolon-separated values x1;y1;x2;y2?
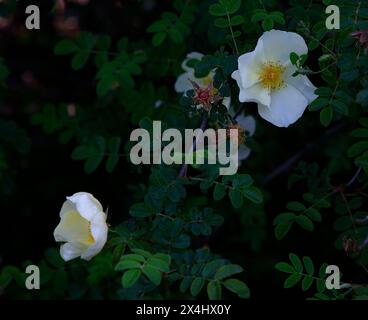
258;61;285;90
202;75;218;95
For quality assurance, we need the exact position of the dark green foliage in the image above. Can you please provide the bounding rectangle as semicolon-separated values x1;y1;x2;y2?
1;0;368;301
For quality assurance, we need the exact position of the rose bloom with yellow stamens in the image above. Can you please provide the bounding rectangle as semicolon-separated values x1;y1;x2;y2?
175;52;231;110
232;29;318;127
54;192;108;261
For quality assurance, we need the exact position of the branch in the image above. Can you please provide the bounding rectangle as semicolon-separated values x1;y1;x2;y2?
262;122;346;184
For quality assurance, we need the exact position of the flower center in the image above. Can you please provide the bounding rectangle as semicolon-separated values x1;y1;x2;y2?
258;62;285;90
202;75;218;95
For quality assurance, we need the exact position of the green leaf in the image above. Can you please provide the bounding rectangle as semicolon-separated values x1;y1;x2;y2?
122;269;141;288
333;216;353;231
284;273;302;288
222;0;241;15
223;278;250;298
0;272;12;289
152;32;167;46
308;39;319;50
213;183;226;200
147;257;170;273
331;100;348;115
121;254;146;262
209;4;226;16
273;213;295;225
71;136;106;174
303;256;314;275
54;40;78;55
320;107;333;127
340;69;359;82
356;89;368;106
351;128;368;138
296;215;314;231
214;18;228;28
147;21;167;33
129;203;155;218
202;259;227;278
290;52;299;65
142;264;162;285
230;15;244;26
180;276;192;293
315;87;332;97
287;201;305;212
275;262;294;274
289;253;303;272
115;260;141;271
270;12;285;25
242;186;263;204
251;11;267;23
44;248;64;269
262;17;274;31
106;137;121;173
207;280;222;300
131;248;152;258
309;98;329;111
355;154;368;169
305;208;322;222
233;174;253;188
275;222;292;240
302;276;314;291
169;27;183;43
153;253;171;265
229;188;243;208
71;51;90;70
215;264;243;280
348;141;368;157
190;277;205;296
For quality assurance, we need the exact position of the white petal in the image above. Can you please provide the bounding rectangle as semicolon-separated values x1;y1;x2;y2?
59;243;84;262
181;52;204;72
236;115;256;136
238;145;251;161
222;97;231;110
236;51;263;89
238;83;271;107
257;84;308;127
67;192;103;222
81;212;108;261
174;72;194;93
286;74;318;103
59;199;76;218
259;30;308;65
53;210;91;244
231;70;243;90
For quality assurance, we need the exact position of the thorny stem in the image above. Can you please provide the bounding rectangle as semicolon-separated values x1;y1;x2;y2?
339;190;358;234
262;122;346;184
354;1;361;25
299;21;337;58
226;10;239;55
346;167;362;187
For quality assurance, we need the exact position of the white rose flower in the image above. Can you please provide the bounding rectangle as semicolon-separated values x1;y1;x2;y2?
231;29;318;127
54;192;108;261
175;52;231;109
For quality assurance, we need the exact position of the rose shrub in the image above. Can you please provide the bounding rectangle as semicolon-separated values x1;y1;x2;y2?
0;0;368;300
